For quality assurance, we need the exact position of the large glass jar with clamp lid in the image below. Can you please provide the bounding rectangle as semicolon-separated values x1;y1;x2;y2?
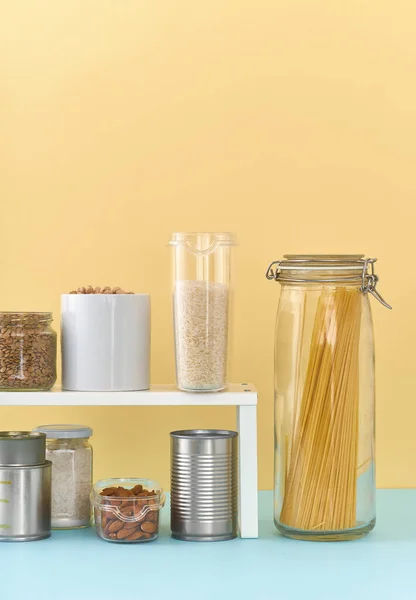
266;255;391;541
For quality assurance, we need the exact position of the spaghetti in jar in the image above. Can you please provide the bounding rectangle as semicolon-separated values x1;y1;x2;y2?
266;255;391;541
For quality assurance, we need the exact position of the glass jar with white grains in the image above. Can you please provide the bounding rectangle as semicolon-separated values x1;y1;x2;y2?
33;425;93;529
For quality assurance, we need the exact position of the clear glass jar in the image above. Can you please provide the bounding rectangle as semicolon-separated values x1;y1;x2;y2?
169;232;236;392
0;312;57;391
91;478;165;543
33;425;93;529
266;255;391;541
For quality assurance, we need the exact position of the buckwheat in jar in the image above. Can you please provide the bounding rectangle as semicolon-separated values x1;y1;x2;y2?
0;312;57;391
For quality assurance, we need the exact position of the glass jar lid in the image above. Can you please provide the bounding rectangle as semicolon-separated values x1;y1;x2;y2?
266;255;392;309
33;424;93;439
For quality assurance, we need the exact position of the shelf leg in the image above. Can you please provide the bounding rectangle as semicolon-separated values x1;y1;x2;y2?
236;404;258;538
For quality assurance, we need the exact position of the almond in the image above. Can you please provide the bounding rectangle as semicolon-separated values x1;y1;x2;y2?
134;502;145;517
132;485;143;495
101;487;117;496
109;499;122;507
120;506;134;517
124;521;139;530
126;530;146;541
108;533;118;539
101;510;116;522
141;521;156;534
109;519;124;533
104;522;112;535
116;487;133;498
117;527;134;540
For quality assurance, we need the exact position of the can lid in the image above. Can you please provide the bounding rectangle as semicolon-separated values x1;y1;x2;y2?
0;431;46;466
0;431;45;441
33;424;93;439
170;429;238;439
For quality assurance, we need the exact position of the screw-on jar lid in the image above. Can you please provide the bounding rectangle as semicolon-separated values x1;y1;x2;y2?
33;425;93;439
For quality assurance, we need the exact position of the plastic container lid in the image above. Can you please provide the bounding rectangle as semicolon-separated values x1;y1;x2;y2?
33;425;93;439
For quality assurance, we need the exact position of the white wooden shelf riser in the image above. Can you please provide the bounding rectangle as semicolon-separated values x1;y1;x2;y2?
0;383;259;538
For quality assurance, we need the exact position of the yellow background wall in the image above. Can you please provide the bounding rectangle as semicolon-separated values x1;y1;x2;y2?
0;1;413;489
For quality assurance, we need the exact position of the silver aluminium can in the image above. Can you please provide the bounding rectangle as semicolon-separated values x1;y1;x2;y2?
0;430;46;466
0;432;51;542
170;429;238;541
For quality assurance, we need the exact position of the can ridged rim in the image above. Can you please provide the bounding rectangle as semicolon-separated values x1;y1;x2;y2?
0;460;52;469
170;429;238;439
0;431;45;441
171;533;237;542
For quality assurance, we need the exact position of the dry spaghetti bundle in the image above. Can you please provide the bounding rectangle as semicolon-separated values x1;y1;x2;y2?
280;287;361;532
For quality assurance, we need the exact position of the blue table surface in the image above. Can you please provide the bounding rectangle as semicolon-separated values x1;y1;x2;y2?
1;490;414;600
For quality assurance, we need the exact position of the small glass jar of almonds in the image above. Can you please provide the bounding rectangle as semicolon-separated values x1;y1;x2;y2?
91;478;165;543
0;312;57;391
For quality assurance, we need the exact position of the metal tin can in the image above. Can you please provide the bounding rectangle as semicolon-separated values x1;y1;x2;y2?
0;432;51;542
170;429;238;541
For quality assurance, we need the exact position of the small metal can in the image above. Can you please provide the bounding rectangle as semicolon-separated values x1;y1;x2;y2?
170;429;238;541
0;432;51;542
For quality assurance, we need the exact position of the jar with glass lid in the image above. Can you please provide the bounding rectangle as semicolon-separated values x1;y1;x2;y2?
266;255;391;541
33;425;93;529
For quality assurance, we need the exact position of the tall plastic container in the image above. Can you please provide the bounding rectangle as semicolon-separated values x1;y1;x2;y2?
266;255;391;541
170;233;235;392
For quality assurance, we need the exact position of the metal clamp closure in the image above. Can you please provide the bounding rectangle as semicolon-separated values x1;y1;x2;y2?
266;258;392;309
360;259;392;309
265;261;281;281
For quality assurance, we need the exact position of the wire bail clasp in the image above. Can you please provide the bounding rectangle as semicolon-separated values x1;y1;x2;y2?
266;261;282;281
361;259;392;309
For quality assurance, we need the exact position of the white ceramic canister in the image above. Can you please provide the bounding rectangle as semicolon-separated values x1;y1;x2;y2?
61;294;150;391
